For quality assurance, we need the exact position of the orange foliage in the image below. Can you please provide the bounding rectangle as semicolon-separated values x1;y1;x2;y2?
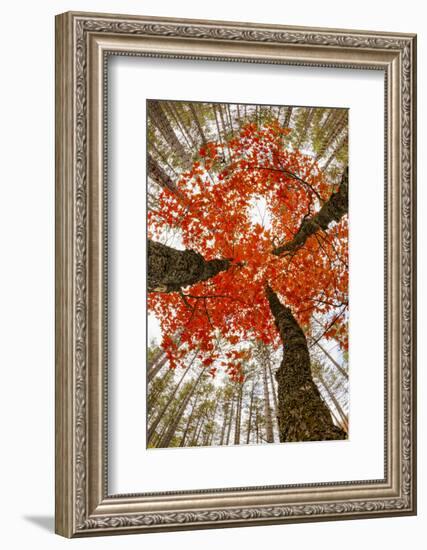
148;121;348;375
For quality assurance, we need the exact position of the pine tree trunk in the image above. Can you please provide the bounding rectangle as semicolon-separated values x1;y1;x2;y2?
190;415;203;446
147;331;183;383
148;347;163;370
255;408;260;444
151;417;169;447
316;372;349;432
266;286;346;442
246;381;256;444
202;425;210;446
165;102;194;149
219;403;229;446
147;367;174;414
148;100;192;167
283;107;293;128
158;366;206;448
147;153;185;201
267;361;280;438
189;104;208;147
213;106;224;150
225;396;235;445
193;419;205;446
179;390;202;447
207;401;219;446
147;353;169;383
313;337;348;380
261;353;275;443
147;359;193;444
234;383;244;445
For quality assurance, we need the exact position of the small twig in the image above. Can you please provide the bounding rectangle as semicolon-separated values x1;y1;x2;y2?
308;305;348;349
179;291;194;311
203;298;215;331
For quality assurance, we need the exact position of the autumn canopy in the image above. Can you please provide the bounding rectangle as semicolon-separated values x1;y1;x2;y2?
149;120;347;371
148;102;348;443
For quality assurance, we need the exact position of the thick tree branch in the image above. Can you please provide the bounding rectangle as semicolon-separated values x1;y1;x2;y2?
272;166;348;256
148;239;230;293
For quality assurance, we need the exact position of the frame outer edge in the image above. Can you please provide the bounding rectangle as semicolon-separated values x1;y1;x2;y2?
54;10;417;537
55;12;76;538
409;34;417;515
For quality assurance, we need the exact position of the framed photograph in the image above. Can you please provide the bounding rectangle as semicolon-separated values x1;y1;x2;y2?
55;11;417;537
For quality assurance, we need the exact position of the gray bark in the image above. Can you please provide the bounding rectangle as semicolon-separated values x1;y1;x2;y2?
246;381;256;444
147;367;174;414
147;353;169;383
158;366;206;448
225;395;235;445
234;382;244;445
147;153;186;203
148;100;192;167
266;286;346;442
179;390;202;447
267;360;280;436
316;371;349;432
148;239;230;293
147;359;193;444
219;403;229;446
261;355;274;443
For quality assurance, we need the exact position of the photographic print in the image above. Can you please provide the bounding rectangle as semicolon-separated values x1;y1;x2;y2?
147;101;349;449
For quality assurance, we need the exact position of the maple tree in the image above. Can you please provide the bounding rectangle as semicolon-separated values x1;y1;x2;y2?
148;115;348;442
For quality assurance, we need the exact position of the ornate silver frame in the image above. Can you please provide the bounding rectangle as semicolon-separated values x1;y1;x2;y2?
55;11;417;537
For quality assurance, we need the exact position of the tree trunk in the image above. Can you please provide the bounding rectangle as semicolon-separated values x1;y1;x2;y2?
189;104;208;147
234;383;244;445
158;366;206;448
316;371;349;432
165;102;195;149
246;381;256;444
202;424;210;446
147;358;193;444
147;353;169;383
147;331;183;382
267;361;280;438
193;417;206;446
148;100;192;167
213;106;224;151
190;415;203;446
147;367;174;414
207;401;219;446
283;107;293;128
148;239;230;293
225;396;235;445
219;403;229;446
261;352;275;443
151;417;169;447
311;319;348;380
315;340;348;380
148;347;163;370
147;153;186;201
179;390;202;447
266;286;346;442
219;105;231;161
255;407;260;444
